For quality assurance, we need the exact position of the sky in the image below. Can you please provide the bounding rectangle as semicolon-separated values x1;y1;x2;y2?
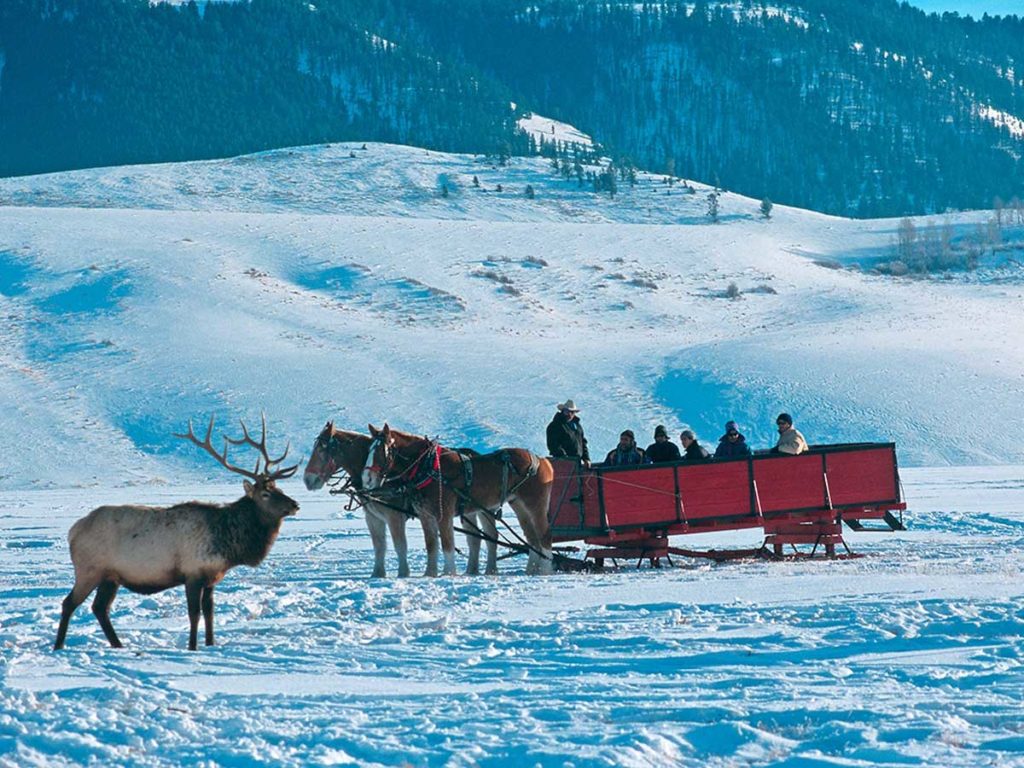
909;1;1023;16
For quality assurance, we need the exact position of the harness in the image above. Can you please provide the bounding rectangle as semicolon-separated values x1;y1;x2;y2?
322;431;556;565
384;441;546;555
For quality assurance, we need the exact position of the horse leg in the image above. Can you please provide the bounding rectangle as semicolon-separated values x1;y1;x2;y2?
463;510;482;575
439;495;459;576
385;510;410;578
510;496;554;576
480;510;499;575
365;508;388;578
418;507;440;577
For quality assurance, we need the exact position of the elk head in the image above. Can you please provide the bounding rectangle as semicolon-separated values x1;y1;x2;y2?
176;413;300;519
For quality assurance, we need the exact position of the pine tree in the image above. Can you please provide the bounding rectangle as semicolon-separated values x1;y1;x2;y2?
707;190;720;223
525;184;535;199
760;198;773;219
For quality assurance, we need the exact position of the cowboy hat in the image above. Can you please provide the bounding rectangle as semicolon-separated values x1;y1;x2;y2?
557;399;580;412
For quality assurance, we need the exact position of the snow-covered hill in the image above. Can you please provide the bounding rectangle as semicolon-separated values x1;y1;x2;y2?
1;138;1022;489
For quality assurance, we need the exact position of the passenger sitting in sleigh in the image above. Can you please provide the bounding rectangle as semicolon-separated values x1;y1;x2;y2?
604;430;651;466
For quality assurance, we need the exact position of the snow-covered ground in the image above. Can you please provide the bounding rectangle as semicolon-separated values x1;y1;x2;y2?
1;467;1022;767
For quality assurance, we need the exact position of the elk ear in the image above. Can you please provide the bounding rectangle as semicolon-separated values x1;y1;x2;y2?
368;424;379;437
325;421;333;431
243;480;255;497
382;423;391;439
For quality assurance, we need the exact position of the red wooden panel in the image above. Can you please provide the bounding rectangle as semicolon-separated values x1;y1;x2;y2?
752;454;826;513
548;459;584;532
580;471;603;529
677;461;754;521
600;466;678;528
548;459;603;537
825;447;899;506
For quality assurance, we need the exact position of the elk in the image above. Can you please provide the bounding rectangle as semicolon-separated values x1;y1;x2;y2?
53;415;299;651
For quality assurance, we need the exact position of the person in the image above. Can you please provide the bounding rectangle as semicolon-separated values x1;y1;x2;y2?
546;399;590;466
772;412;808;455
604;430;650;466
714;420;751;459
679;430;711;461
646;424;681;463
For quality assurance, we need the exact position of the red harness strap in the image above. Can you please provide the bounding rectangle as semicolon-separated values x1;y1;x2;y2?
403;442;444;490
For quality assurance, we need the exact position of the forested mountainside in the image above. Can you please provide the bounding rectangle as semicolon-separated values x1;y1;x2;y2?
0;0;529;179
1;0;1023;217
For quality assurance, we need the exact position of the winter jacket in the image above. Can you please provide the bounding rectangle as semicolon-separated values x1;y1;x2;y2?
646;440;682;463
714;432;752;459
683;441;711;461
774;426;809;455
547;413;590;462
603;445;650;466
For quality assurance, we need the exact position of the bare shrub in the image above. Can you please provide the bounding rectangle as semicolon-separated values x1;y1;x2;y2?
629;277;658;290
472;269;513;284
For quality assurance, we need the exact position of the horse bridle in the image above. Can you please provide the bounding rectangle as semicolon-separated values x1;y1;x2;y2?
367;435;439;487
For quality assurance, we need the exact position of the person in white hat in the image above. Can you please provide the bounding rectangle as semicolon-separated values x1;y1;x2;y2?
546;399;590;467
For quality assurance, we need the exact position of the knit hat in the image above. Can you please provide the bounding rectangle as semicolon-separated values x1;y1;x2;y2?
654;424;668;438
725;421;739;435
620;429;635;439
776;412;793;425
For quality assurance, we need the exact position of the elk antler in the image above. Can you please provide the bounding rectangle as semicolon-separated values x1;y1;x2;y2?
174;415;261;481
222;412;299;482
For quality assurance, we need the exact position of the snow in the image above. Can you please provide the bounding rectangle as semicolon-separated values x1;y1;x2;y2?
2;467;1023;766
518;112;595;149
978;104;1024;139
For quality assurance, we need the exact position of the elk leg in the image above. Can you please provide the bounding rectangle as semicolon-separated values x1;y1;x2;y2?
54;579;96;650
365;509;388;578
91;579;123;648
201;585;215;646
185;580;203;651
385;512;410;579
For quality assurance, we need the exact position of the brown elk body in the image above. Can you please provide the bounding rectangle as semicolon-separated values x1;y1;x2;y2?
53;416;298;651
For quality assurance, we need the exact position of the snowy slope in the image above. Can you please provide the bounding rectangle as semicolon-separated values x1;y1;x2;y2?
1;138;1023;491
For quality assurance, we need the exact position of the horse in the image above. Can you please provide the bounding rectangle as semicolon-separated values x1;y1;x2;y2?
362;423;555;576
303;423;440;578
